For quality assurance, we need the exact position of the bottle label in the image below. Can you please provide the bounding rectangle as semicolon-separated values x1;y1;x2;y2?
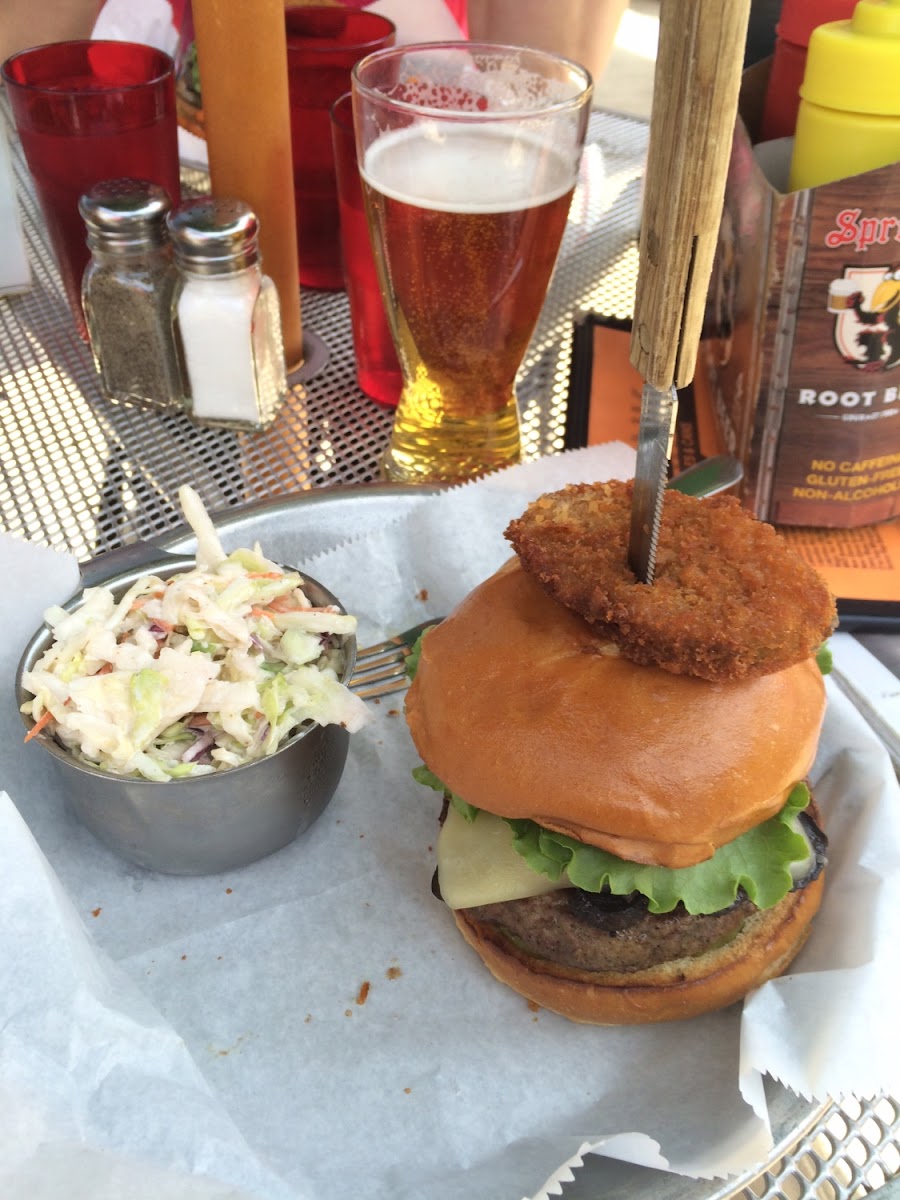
702;116;900;529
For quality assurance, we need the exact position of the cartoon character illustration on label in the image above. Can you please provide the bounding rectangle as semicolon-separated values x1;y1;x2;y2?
828;265;900;372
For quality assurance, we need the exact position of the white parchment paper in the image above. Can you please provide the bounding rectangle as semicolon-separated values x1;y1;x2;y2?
1;444;899;1200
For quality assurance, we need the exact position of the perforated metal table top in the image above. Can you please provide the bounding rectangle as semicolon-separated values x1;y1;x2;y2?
0;102;644;559
2;96;898;1200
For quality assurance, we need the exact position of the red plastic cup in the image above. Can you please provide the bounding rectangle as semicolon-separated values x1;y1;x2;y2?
330;92;401;407
759;0;857;142
286;7;395;291
2;41;181;339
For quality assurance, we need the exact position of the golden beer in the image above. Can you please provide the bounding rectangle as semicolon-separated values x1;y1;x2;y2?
353;44;592;483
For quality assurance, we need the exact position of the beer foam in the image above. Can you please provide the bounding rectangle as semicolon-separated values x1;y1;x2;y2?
361;124;575;214
392;50;578;114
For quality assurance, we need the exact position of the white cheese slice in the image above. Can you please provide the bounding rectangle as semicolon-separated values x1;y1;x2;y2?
787;814;816;882
436;805;571;910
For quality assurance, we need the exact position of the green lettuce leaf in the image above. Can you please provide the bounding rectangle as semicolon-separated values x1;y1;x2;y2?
411;764;479;823
816;642;833;675
504;818;570;880
412;763;813;915
509;783;812;916
406;630;437;681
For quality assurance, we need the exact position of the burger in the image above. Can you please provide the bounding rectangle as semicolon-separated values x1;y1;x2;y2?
404;481;837;1024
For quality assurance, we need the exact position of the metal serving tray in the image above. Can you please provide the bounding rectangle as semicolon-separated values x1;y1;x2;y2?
160;484;900;1200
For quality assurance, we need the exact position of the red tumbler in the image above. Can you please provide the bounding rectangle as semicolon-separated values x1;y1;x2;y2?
330;92;401;407
2;41;181;338
286;6;395;291
759;0;857;142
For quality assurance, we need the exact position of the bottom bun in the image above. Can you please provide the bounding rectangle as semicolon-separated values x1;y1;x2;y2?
452;873;825;1025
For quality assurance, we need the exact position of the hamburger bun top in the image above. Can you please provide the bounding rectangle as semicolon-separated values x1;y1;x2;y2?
405;558;827;869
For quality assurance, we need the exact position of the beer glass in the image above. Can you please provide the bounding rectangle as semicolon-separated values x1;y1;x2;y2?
352;42;592;483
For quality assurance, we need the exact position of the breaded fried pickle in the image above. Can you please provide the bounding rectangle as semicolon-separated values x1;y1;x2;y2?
505;480;837;680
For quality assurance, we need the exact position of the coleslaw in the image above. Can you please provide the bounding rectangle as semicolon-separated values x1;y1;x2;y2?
20;486;370;781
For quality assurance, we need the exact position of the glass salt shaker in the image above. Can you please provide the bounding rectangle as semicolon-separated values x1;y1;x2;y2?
79;178;182;411
167;197;288;431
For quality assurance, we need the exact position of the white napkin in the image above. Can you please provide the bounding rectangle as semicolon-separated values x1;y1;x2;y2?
91;0;180;56
0;787;293;1200
741;680;900;1102
368;0;467;42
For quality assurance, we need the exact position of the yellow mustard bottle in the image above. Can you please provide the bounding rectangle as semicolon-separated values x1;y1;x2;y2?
788;0;900;190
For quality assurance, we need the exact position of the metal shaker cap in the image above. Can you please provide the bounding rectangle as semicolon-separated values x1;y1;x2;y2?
79;178;172;250
166;197;260;275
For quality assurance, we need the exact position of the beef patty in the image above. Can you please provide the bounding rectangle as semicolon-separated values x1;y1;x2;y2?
457;806;826;974
460;889;757;973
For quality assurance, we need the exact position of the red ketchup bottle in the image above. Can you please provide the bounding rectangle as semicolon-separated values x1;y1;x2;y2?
759;0;858;141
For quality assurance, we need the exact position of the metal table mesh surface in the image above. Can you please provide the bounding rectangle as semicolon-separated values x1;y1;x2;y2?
1;97;898;1200
0;102;644;558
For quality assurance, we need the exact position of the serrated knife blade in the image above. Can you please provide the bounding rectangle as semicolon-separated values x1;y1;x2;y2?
628;383;678;584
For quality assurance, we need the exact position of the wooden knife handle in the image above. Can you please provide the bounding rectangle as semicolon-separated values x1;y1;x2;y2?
629;0;752;390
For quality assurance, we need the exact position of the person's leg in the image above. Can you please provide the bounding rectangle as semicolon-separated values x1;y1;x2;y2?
467;0;629;84
1;0;105;62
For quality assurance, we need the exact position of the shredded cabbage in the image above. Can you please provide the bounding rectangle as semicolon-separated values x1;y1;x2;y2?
20;485;370;780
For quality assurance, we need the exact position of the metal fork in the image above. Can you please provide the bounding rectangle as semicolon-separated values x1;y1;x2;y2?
349;619;444;700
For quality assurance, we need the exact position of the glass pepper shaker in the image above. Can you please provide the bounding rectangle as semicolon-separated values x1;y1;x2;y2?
79;179;182;411
167;197;288;431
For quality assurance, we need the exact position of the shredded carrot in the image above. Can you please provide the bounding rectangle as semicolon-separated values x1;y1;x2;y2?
246;572;283;580
24;710;54;742
130;599;171;619
266;596;298;613
252;601;336;619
